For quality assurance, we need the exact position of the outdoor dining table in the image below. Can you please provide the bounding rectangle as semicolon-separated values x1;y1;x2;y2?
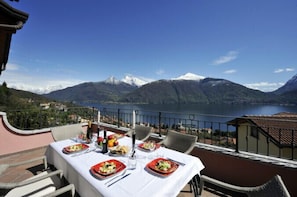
45;131;205;197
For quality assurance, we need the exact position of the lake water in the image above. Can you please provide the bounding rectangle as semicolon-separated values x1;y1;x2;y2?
83;103;297;116
81;103;297;129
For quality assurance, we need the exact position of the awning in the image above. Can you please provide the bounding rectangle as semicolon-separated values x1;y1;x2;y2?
0;0;29;75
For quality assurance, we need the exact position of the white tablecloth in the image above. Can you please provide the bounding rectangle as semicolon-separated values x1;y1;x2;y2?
45;131;205;197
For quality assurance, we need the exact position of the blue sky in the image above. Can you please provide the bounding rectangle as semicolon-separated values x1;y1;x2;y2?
1;0;297;93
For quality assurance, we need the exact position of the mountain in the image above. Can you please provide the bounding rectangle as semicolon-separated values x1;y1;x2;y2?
44;79;137;103
272;74;297;104
273;74;297;95
120;78;272;104
121;75;150;87
171;73;205;81
43;73;296;105
120;73;205;86
0;82;52;111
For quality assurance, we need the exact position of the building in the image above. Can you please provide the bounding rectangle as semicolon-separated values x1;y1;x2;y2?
228;112;297;160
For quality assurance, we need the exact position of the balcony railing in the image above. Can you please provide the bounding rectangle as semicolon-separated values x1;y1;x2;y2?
5;106;297;160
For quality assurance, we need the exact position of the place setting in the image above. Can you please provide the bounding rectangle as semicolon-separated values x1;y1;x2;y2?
62;132;101;156
137;140;160;152
89;150;137;187
89;159;127;180
62;143;90;155
145;157;179;177
135;141;181;177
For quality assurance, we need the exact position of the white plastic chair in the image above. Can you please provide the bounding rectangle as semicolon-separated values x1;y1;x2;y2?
127;125;153;141
0;156;75;197
51;123;83;141
158;130;197;154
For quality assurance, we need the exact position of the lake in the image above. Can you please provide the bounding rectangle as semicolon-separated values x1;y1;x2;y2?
81;103;297;130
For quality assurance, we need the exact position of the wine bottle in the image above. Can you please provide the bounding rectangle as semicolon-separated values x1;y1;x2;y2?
102;129;108;153
87;120;92;140
97;124;100;137
132;129;136;151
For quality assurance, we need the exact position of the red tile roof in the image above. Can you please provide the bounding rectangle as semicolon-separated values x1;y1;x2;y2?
230;112;297;147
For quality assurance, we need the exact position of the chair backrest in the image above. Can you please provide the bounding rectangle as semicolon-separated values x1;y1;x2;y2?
200;174;291;197
51;123;83;141
247;175;291;197
162;130;197;154
134;125;153;141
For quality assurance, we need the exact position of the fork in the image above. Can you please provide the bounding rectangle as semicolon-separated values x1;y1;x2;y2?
71;147;96;157
104;168;126;185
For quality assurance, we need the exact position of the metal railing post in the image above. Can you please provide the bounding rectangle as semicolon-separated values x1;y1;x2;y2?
158;112;161;137
117;108;120;128
278;129;282;158
235;120;239;153
292;129;294;160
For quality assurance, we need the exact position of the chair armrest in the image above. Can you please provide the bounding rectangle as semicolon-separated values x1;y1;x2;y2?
43;183;75;197
0;169;63;189
9;156;47;170
200;175;252;195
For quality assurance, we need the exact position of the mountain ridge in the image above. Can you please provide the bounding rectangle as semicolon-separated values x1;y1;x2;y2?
43;73;297;105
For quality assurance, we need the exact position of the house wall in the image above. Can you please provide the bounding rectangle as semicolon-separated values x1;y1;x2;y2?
238;123;296;160
282;147;297;160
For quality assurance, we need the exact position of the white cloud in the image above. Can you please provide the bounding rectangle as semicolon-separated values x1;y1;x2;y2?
274;69;284;73
274;67;295;73
156;69;164;75
244;82;284;92
0;68;84;94
224;69;237;74
285;68;294;72
212;51;238;65
7;78;83;94
5;63;19;71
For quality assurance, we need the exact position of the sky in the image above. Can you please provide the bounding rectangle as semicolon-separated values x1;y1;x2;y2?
1;0;297;94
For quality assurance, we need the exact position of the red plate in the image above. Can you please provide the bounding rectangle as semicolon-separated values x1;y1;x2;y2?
62;143;89;154
138;142;160;152
90;159;126;179
146;158;179;177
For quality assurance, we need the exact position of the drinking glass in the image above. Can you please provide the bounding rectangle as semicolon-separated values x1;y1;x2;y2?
128;155;137;170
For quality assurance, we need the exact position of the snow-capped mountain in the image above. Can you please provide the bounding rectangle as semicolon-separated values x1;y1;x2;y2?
105;73;205;87
172;73;205;81
121;75;150;87
104;76;121;85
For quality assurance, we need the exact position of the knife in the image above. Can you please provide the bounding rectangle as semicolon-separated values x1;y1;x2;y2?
107;173;131;187
104;168;126;185
167;158;186;166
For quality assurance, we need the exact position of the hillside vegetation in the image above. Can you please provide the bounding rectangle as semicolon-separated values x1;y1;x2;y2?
0;82;51;111
0;82;93;130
